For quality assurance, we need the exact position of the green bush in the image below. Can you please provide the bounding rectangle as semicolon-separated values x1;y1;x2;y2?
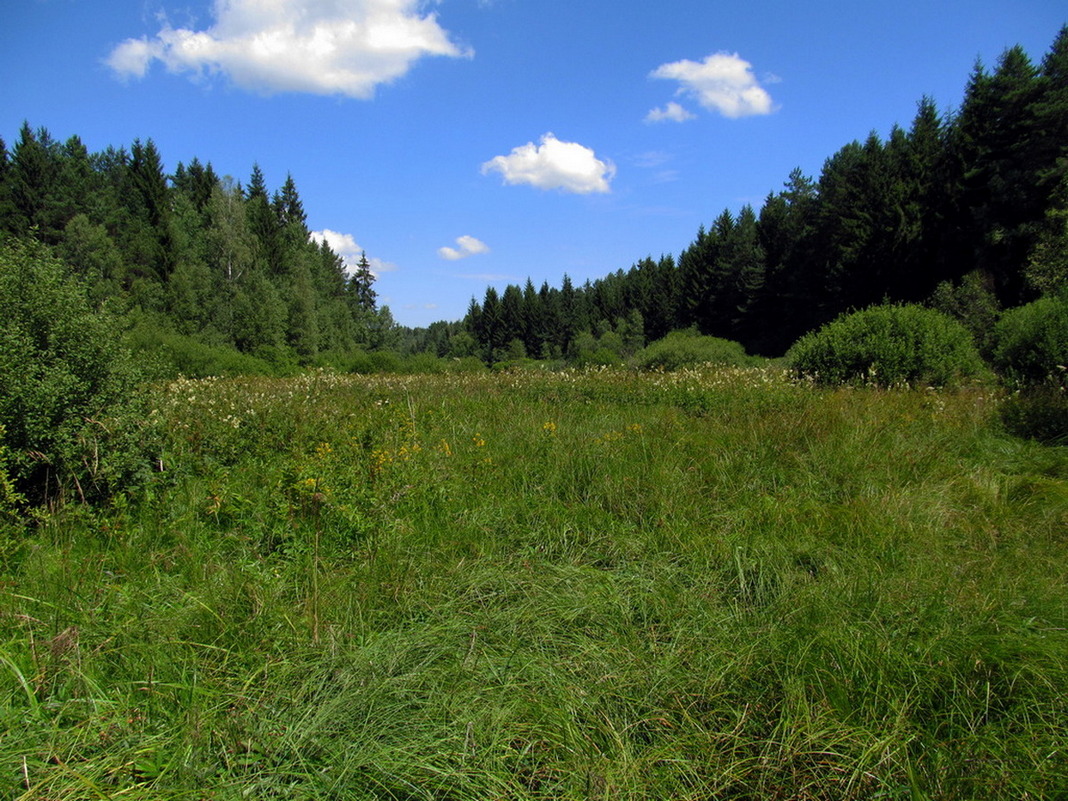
928;271;1001;357
634;329;754;371
0;239;147;504
787;304;986;387
999;384;1068;445
126;324;285;379
990;294;1068;444
443;356;490;374
0;424;25;523
990;294;1068;386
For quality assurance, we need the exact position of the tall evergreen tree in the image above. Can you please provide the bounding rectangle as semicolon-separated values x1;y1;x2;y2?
946;47;1044;304
8;123;59;238
348;251;377;312
0;137;17;230
720;204;766;343
121;138;175;284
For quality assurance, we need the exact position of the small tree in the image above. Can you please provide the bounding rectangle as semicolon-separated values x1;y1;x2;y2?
0;239;145;505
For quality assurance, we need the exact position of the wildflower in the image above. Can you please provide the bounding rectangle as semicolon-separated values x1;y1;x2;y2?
542;421;557;435
473;434;485;448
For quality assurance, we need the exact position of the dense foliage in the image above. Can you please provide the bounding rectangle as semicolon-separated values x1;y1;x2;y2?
0;134;382;369
990;292;1068;385
992;292;1068;443
787;304;987;387
633;329;755;371
0;239;146;504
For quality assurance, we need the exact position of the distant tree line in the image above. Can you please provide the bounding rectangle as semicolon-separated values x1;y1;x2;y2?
1;28;1065;370
0;131;385;364
453;28;1068;361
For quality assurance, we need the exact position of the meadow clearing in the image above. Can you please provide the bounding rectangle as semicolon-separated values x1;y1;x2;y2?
1;366;1066;799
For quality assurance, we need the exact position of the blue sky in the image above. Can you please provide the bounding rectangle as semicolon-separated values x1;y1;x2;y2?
1;0;1065;327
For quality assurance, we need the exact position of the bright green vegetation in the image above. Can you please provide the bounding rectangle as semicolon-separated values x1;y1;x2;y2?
2;368;1066;799
0;240;146;505
787;305;987;388
634;330;758;371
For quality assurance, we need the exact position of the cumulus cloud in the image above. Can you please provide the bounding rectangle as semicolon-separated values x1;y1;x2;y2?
481;133;615;194
106;0;471;98
438;235;489;261
645;101;696;124
650;52;775;119
309;228;395;275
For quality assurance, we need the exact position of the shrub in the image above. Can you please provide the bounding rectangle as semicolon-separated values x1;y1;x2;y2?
443;356;489;374
0;239;147;504
634;330;754;371
999;384;1068;445
369;350;402;374
990;294;1068;444
928;271;1001;357
787;304;986;387
0;425;25;523
990;294;1068;386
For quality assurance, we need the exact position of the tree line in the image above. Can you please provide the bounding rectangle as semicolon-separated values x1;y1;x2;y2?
0;131;386;365
454;28;1068;362
1;28;1065;369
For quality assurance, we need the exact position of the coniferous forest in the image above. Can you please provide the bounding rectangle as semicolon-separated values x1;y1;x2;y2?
0;136;385;373
1;28;1066;369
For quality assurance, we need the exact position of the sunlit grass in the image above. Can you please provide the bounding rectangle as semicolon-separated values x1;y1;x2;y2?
1;366;1065;799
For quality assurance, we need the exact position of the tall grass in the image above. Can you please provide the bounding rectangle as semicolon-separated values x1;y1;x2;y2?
1;367;1065;799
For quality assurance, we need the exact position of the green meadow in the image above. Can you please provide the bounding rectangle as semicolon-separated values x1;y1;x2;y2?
2;367;1066;799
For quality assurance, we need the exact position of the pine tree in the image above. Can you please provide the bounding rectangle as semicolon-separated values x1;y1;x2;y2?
240;164;277;274
479;286;504;361
122;138;175;284
753;168;818;354
521;278;545;357
8;123;60;238
348;251;377;312
721;204;766;343
946;46;1044;305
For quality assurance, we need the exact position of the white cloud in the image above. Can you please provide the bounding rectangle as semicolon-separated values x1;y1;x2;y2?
650;52;776;119
106;36;162;79
438;234;490;261
310;228;361;262
645;101;696;124
481;133;615;194
106;0;471;98
309;228;395;275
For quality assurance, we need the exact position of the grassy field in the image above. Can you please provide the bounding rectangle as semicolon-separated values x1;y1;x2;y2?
2;367;1066;799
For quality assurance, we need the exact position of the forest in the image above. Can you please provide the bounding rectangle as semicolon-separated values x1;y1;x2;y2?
1;29;1066;372
0;133;386;373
